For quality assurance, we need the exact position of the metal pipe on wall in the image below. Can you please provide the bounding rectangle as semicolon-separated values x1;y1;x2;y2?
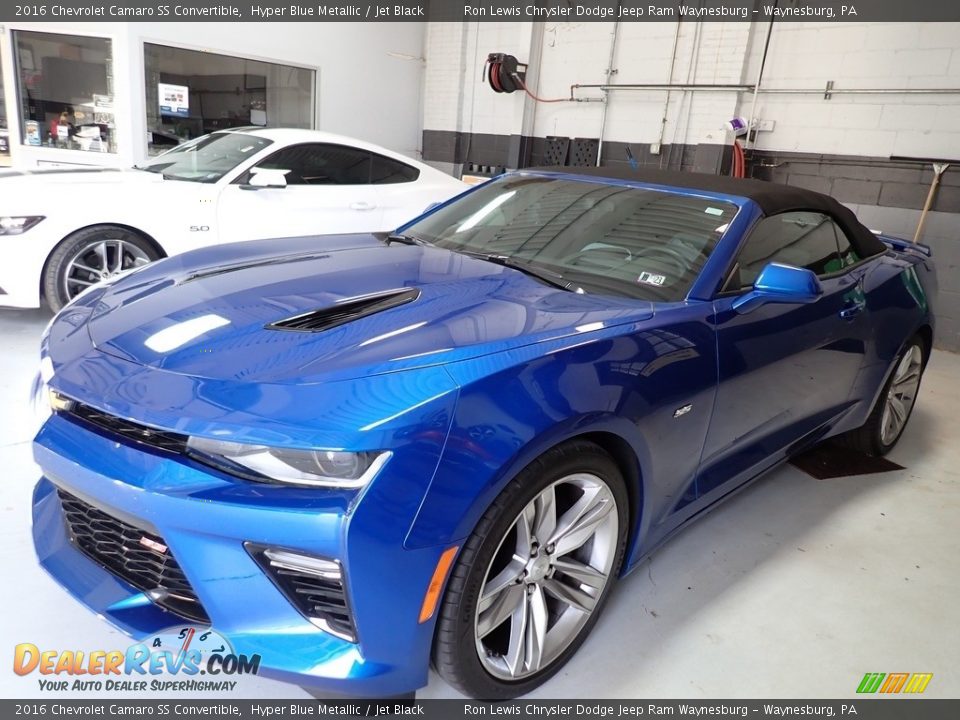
570;83;960;97
746;3;778;151
596;17;622;167
654;20;684;155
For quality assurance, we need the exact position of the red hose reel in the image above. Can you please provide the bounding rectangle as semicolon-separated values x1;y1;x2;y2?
484;53;527;94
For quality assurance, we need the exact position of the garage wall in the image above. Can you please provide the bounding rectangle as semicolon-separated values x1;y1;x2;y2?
421;20;960;351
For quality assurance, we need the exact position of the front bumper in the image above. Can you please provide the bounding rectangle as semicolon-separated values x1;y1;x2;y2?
0;233;48;308
31;413;452;697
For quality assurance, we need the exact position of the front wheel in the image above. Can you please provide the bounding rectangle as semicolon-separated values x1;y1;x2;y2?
43;226;159;312
433;440;628;699
842;336;926;456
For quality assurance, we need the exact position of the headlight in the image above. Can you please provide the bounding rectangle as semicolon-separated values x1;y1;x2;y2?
185;436;390;488
0;216;44;235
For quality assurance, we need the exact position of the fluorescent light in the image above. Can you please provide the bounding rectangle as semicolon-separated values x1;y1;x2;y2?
456;191;516;232
144;314;230;353
358;321;428;347
576;322;605;333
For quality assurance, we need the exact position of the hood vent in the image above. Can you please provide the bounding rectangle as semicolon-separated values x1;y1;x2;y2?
180;252;331;284
267;288;420;333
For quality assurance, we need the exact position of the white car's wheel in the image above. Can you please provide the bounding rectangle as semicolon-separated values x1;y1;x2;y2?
44;226;160;312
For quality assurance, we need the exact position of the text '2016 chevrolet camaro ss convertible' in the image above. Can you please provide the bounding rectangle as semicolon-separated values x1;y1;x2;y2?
31;167;936;699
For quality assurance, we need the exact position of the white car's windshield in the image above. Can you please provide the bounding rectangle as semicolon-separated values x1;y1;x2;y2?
137;132;273;183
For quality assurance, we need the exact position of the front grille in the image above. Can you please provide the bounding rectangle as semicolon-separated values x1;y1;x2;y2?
65;402;188;454
57;489;208;623
247;544;357;642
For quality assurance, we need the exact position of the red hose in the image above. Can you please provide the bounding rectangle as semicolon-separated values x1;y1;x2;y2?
732;140;746;178
489;62;503;92
512;74;569;103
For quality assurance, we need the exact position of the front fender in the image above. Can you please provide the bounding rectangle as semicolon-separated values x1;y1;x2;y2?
404;313;718;557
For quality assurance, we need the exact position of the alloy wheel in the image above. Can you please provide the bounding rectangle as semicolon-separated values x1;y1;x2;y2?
474;472;619;680
880;344;922;446
63;239;152;301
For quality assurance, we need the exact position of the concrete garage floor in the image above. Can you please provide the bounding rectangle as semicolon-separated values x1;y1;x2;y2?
1;307;957;700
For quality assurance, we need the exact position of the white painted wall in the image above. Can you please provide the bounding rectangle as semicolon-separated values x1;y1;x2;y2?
423;22;533;139
423;20;960;161
742;22;960;158
1;21;426;168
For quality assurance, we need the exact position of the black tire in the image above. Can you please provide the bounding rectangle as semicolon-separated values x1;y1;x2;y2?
43;225;160;312
432;439;629;699
840;335;927;457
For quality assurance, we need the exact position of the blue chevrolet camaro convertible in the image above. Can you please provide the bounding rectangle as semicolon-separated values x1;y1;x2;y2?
32;167;935;698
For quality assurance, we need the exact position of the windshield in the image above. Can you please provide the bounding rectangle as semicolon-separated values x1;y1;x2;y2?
403;175;740;302
137;132;273;183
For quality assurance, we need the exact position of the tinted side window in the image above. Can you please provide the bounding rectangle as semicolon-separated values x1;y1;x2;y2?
834;223;861;267
370;154;419;184
254;143;371;185
735;211;844;288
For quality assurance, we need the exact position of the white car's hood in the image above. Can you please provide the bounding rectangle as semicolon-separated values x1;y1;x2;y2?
0;167;166;188
0;167;183;217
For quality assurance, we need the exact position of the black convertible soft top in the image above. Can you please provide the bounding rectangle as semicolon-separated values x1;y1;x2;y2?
526;165;888;259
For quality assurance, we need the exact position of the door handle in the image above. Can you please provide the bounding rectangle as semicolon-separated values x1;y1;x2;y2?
350;201;376;211
839;302;865;320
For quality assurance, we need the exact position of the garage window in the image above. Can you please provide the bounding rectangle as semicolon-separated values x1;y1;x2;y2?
144;43;315;156
12;31;116;153
0;50;8;159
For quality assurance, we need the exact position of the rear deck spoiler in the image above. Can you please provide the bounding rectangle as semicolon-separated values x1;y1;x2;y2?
878;234;932;258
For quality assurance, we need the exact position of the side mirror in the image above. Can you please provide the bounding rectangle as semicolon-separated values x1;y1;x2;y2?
241;168;288;190
732;262;823;314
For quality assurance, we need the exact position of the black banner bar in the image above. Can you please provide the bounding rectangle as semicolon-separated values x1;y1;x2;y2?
2;700;959;720
2;0;960;22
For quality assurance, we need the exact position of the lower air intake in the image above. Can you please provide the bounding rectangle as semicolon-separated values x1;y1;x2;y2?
57;488;209;623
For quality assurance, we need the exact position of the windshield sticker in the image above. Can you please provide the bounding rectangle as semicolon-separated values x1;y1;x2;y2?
705;207;724;216
638;271;667;286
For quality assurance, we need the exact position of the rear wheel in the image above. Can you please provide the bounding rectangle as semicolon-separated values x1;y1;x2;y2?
433;440;628;699
43;226;159;312
842;336;926;456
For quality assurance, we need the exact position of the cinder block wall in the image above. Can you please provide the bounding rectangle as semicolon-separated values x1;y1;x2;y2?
421;21;960;351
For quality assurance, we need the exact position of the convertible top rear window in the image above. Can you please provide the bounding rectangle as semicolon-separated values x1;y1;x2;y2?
405;176;739;302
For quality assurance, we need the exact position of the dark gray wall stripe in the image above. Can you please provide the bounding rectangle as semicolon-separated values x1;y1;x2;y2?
422;129;960;213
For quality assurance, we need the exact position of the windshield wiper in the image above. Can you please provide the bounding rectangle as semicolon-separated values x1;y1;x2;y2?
385;233;432;247
459;251;583;293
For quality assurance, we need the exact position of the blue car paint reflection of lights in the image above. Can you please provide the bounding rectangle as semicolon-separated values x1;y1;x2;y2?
31;169;935;699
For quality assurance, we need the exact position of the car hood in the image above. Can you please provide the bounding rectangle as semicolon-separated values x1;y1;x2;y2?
0;166;165;188
82;235;654;384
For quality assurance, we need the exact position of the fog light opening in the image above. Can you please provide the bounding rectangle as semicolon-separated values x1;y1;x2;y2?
247;543;357;643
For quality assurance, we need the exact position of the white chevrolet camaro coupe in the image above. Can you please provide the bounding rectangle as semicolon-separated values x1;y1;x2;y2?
0;128;467;311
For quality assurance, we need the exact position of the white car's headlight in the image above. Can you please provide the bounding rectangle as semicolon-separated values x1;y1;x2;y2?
186;436;390;488
0;216;45;235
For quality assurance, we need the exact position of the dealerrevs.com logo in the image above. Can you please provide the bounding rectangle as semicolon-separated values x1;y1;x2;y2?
13;626;261;692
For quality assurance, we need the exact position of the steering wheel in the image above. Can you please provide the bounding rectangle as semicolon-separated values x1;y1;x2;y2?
630;246;690;277
560;243;633;270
